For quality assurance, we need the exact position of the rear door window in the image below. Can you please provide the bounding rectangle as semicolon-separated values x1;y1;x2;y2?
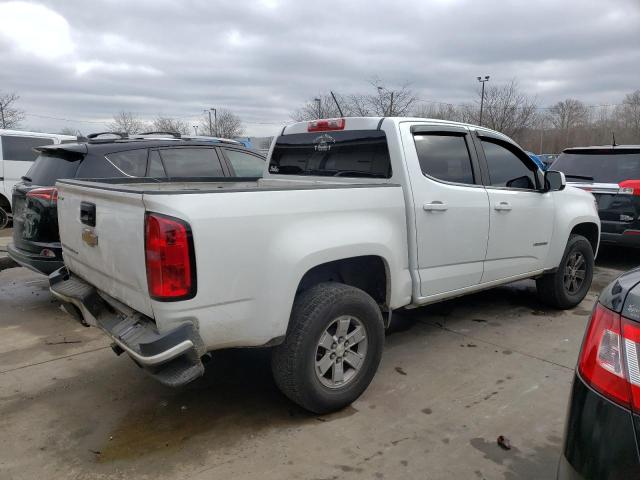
26;154;81;186
269;130;391;178
222;148;265;177
159;148;224;177
105;149;148;177
414;133;476;185
551;151;640;183
2;136;54;162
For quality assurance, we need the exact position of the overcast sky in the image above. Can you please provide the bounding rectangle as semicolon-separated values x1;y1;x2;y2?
0;0;639;136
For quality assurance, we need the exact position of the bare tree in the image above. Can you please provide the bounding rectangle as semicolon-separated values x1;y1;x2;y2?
619;90;640;140
412;102;461;121
200;109;244;138
0;92;25;129
107;111;147;135
151;116;190;135
291;94;343;121
477;80;538;139
548;99;589;130
367;78;418;116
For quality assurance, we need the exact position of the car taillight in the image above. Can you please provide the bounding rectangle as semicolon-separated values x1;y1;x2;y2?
578;303;640;410
619;180;640;196
144;213;196;301
26;187;58;205
308;118;346;132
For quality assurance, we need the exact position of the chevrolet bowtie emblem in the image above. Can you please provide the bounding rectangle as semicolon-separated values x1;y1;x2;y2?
82;228;98;247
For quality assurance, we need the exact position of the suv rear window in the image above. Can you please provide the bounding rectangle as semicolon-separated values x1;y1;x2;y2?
552;150;640;183
269;130;391;178
26;153;81;186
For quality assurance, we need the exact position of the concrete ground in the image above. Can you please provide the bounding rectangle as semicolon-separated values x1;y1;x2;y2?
0;233;637;480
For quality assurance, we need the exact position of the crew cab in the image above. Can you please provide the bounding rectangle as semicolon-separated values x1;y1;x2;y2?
50;117;600;413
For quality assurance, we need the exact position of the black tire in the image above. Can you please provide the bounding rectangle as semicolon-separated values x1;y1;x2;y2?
536;234;594;309
0;206;9;230
271;282;385;414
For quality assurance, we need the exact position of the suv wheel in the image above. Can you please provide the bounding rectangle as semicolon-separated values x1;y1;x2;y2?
271;282;384;414
536;234;594;309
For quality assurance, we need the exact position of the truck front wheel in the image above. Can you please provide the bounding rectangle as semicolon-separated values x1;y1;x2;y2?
536;234;594;309
271;282;384;414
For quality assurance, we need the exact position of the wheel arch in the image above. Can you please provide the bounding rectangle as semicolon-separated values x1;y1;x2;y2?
570;222;600;256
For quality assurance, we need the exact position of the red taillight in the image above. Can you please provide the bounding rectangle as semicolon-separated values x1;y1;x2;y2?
619;180;640;196
144;213;195;301
578;303;640;410
27;187;58;205
308;118;346;132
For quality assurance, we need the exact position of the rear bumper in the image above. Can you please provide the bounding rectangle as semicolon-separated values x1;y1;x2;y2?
558;373;640;479
49;267;206;387
600;232;640;248
7;242;63;275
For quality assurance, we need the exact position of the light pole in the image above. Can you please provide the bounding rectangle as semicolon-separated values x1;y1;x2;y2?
314;98;321;119
193;125;198;135
477;75;490;126
377;86;394;116
207;108;217;137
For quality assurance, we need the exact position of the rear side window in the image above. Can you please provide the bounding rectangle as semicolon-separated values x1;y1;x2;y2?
26;154;81;186
551;151;640;183
159;148;224;177
223;148;264;177
76;156;122;178
2;136;54;162
269;130;391;178
105;149;148;177
481;139;537;190
147;150;166;178
414;133;475;184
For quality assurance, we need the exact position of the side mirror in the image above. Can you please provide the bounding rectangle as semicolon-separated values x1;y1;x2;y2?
544;170;566;192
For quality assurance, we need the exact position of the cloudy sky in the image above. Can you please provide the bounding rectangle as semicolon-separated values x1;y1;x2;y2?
0;0;639;136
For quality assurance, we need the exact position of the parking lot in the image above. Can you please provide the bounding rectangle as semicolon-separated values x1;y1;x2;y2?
0;231;636;480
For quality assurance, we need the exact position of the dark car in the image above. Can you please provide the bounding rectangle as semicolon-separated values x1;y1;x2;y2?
551;146;640;248
558;267;640;479
8;133;265;275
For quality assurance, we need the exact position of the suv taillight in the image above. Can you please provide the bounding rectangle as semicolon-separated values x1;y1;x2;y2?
144;213;196;301
27;187;58;205
578;303;640;410
619;180;640;196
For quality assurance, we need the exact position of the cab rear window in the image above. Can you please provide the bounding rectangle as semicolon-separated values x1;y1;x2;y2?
269;130;391;178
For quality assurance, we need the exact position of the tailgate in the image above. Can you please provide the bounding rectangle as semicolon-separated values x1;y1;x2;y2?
56;181;153;317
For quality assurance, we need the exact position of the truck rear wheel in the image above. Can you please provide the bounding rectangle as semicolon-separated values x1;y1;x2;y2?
271;282;384;414
536;234;594;309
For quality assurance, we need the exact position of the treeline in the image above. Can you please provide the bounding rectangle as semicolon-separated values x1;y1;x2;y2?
293;80;640;153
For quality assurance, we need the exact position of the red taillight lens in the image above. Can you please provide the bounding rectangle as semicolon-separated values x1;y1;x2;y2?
27;187;58;205
308;118;346;132
144;213;195;301
619;180;640;196
577;303;640;410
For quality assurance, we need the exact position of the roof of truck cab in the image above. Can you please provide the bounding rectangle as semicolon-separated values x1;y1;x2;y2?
280;116;512;141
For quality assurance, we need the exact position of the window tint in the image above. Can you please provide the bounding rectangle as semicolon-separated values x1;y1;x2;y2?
223;148;264;177
414;133;475;184
269;130;391;178
105;149;148;177
26;154;80;186
1;136;54;162
551;151;640;183
481;139;537;189
147;150;166;178
159;148;223;177
76;156;122;178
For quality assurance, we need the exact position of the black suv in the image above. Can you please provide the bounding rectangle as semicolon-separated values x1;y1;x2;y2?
551;146;640;248
8;133;265;274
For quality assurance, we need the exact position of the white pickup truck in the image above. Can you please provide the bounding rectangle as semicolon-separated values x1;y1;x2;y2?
50;117;600;413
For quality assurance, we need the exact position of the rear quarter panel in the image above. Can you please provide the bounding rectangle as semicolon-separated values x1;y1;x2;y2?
143;185;411;349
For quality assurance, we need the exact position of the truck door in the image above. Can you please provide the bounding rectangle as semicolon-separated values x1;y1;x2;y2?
401;124;490;297
473;133;554;283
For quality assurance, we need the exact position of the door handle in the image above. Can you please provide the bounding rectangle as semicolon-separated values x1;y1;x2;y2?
494;201;512;211
423;201;448;212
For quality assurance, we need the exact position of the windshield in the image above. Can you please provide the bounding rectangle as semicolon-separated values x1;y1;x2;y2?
26;153;81;186
551;150;640;183
269;130;391;178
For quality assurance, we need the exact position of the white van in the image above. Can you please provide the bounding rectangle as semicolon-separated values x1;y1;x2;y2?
0;129;76;228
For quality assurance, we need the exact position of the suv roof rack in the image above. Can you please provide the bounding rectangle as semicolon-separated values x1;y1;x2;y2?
87;132;129;143
134;131;182;139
